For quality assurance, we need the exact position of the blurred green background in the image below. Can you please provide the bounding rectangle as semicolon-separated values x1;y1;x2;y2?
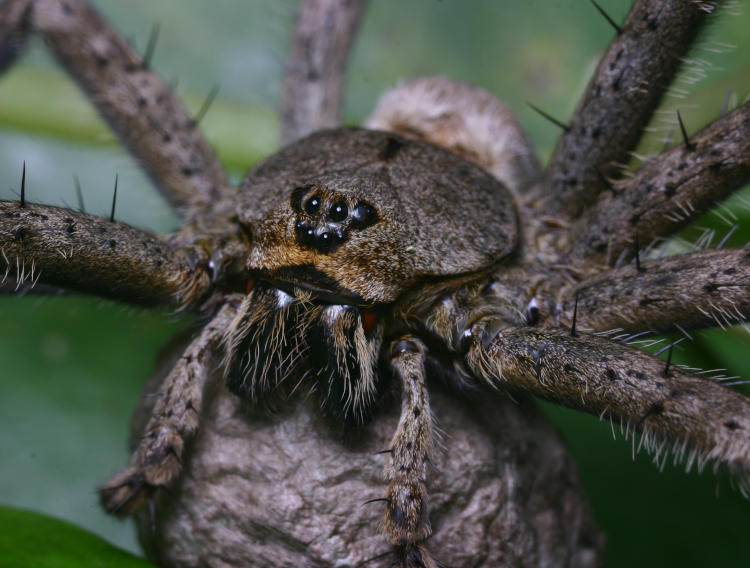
1;1;749;566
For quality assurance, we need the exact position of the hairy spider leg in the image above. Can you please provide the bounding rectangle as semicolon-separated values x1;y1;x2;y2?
382;337;436;568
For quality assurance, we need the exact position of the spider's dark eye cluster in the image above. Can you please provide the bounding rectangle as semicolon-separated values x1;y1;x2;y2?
294;218;346;251
291;187;378;254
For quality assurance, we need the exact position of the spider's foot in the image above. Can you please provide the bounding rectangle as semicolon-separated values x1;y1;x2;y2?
99;467;157;517
391;544;437;568
101;427;183;516
382;480;431;545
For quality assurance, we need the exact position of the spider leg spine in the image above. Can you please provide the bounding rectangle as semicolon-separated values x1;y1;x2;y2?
589;0;623;35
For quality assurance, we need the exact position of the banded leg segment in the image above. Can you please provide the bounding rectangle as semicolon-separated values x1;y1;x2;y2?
565;248;750;334
384;337;436;568
281;0;368;145
0;201;208;306
466;325;750;493
544;0;717;220
10;0;230;216
100;300;240;515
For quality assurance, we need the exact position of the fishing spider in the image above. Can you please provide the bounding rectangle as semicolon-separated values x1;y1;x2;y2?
1;1;749;566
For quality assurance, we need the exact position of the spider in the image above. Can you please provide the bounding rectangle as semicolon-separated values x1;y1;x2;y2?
1;0;746;562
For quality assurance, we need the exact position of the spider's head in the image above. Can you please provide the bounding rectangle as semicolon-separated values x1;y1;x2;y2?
237;127;519;306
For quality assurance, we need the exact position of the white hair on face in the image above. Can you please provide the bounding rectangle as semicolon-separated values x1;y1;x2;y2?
276;288;293;308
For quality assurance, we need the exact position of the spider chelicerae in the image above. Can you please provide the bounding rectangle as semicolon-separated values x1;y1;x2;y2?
1;1;746;568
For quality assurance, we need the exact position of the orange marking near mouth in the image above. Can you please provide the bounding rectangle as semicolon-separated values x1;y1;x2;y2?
361;310;377;333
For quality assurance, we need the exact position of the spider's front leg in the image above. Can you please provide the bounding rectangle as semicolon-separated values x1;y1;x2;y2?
100;299;241;515
0;0;251;293
0;201;208;305
381;336;436;568
464;322;750;491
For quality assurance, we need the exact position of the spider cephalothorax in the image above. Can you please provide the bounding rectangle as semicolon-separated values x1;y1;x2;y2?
225;127;518;425
2;1;750;566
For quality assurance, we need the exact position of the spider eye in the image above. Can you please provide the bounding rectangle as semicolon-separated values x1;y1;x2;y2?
295;219;315;244
304;195;321;214
351;203;377;228
328;201;348;222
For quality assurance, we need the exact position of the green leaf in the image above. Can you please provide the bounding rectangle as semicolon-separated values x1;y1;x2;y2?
0;506;154;568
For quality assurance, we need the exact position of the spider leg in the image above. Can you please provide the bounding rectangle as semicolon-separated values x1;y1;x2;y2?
565;248;750;334
100;299;240;515
281;0;368;145
0;201;208;306
544;0;719;220
366;76;542;196
0;0;230;216
569;102;750;266
0;0;30;72
464;323;750;494
381;336;437;568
